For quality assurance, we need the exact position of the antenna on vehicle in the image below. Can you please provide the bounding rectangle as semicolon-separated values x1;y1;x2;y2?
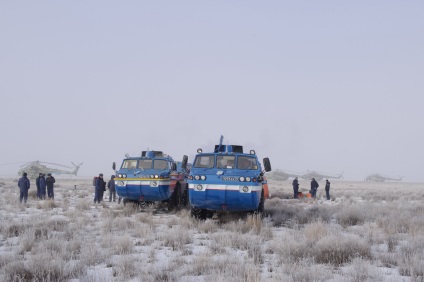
215;135;224;153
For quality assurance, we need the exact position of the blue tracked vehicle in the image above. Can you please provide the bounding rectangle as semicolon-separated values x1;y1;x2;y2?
188;136;271;219
113;151;189;211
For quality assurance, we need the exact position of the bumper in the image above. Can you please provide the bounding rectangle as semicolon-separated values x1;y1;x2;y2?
188;183;262;211
115;180;172;201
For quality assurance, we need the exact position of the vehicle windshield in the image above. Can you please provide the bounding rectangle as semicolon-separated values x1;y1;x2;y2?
122;160;137;169
216;155;235;169
194;155;215;168
153;160;168;170
138;159;153;169
237;156;258;170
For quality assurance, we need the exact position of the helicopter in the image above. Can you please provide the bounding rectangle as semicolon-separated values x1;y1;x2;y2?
16;161;83;179
267;169;301;181
301;170;344;181
364;174;404;182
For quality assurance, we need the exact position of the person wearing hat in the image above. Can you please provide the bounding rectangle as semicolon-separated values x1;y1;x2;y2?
310;177;319;198
94;173;105;203
292;177;299;199
18;172;30;203
325;179;331;200
36;173;43;199
46;173;56;199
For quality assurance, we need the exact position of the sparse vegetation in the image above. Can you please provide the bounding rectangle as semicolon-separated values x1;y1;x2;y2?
0;177;423;281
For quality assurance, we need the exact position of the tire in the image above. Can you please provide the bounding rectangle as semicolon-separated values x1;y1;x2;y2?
122;198;129;206
167;184;180;211
206;210;214;219
191;207;208;220
191;207;201;219
182;184;189;207
256;189;265;215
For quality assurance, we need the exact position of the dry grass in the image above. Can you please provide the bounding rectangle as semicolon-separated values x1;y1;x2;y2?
1;178;423;281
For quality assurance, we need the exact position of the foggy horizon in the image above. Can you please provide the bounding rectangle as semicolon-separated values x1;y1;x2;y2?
1;2;423;182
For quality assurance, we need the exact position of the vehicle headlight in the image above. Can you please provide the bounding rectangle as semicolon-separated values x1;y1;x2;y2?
201;175;206;181
118;174;123;178
155;175;159;179
246;177;251;182
196;184;203;191
150;175;154;179
194;175;200;180
239;176;245;182
189;175;193;180
123;174;127;178
242;186;249;192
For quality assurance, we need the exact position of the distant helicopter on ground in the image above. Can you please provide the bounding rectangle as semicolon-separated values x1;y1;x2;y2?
16;161;83;179
364;174;404;182
301;170;344;181
267;169;301;181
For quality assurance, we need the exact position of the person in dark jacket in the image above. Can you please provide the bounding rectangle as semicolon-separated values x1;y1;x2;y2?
46;173;56;199
325;179;331;200
39;174;47;199
100;178;106;201
292;177;299;199
108;175;116;202
18;172;31;203
36;173;42;199
310;178;319;198
94;173;105;203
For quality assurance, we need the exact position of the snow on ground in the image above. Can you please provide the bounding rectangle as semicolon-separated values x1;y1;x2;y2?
0;177;423;281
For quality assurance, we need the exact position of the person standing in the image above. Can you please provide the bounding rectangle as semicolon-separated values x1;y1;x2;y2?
292;177;299;199
108;175;116;202
94;173;105;203
325;179;331;200
310;178;319;198
46;173;56;199
100;178;106;201
18;172;30;203
36;173;42;199
39;174;47;199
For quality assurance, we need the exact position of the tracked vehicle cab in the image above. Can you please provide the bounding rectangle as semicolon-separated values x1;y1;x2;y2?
113;150;189;210
188;136;271;219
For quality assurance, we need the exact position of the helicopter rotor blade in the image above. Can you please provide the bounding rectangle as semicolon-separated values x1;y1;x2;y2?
19;161;35;168
0;162;32;167
39;162;73;169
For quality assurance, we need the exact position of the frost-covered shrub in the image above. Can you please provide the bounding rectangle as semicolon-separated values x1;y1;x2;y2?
76;199;91;210
336;205;366;227
314;234;371;265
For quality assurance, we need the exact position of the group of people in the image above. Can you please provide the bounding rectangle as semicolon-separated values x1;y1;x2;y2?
94;173;117;203
292;177;331;200
17;171;118;204
36;173;56;199
17;172;56;203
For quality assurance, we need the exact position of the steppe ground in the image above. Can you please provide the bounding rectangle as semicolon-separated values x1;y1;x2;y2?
0;177;423;282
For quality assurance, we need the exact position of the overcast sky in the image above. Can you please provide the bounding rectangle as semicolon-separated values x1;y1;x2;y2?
1;1;423;181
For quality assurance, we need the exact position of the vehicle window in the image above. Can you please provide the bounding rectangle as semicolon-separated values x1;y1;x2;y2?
153;160;168;170
194;155;215;168
237;156;258;170
138;159;152;169
122;160;137;169
216;155;235;169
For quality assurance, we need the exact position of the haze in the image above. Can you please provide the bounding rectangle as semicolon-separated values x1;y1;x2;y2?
1;1;423;181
